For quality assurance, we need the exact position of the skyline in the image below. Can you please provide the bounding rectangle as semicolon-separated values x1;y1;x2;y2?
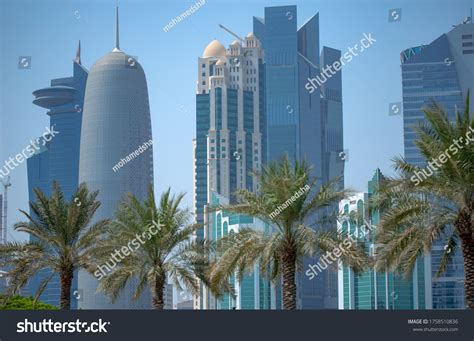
0;0;473;244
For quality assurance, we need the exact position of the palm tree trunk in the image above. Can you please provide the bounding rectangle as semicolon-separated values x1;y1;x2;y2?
152;275;165;310
457;211;474;309
282;249;297;310
461;236;474;309
59;267;73;310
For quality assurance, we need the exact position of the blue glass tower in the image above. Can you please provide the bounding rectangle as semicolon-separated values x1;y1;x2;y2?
26;42;88;309
401;20;474;309
253;5;344;309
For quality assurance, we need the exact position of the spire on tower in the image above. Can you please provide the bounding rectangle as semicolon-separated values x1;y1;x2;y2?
114;6;120;51
75;40;81;64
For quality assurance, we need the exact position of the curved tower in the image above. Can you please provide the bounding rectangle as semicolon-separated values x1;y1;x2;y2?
78;8;153;309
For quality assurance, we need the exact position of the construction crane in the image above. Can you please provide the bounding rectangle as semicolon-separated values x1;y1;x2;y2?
0;176;11;244
218;24;244;43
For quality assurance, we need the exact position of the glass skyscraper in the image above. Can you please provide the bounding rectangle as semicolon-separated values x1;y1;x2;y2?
253;5;344;309
206;192;276;310
400;20;473;309
194;34;265;309
338;170;431;310
77;8;153;309
26;43;87;309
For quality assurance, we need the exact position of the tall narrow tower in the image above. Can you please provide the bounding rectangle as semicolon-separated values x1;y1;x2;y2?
78;7;153;309
0;176;11;245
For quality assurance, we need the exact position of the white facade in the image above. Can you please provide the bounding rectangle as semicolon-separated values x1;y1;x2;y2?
197;34;264;201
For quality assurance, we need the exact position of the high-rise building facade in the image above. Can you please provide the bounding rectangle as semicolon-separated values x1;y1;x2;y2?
164;283;174;310
338;170;431;310
194;34;265;238
78;9;154;309
204;193;276;310
194;33;265;309
26;44;87;309
0;194;6;295
253;5;344;309
401;19;473;309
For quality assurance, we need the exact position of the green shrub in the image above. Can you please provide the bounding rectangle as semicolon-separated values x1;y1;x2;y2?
0;295;58;310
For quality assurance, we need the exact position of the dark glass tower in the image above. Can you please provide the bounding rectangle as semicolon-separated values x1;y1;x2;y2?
253;5;344;309
401;20;474;309
27;42;88;309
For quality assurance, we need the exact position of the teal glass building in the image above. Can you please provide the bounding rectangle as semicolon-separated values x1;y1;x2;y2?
401;20;473;309
26;43;87;309
338;170;430;309
207;193;276;310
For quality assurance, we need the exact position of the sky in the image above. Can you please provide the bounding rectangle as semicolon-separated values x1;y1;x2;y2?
0;0;472;242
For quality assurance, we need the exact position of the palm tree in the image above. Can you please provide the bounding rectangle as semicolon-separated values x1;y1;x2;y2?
374;92;474;309
89;186;210;310
0;182;109;310
209;155;367;310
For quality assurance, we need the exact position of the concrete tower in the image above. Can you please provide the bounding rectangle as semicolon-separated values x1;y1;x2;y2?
78;7;153;309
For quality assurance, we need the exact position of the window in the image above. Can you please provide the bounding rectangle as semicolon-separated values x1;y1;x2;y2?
221;138;226;142
221;147;226;151
202;63;206;68
463;42;473;47
202;81;205;85
222;154;226;158
463;50;474;54
202;72;206;76
462;34;473;39
238;140;242;144
210;154;215;158
210;139;215;143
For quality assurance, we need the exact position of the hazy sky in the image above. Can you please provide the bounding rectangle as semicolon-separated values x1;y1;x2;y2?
0;0;472;242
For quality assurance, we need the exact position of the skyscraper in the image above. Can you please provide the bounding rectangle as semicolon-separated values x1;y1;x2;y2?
193;33;265;309
77;8;154;309
205;192;276;310
400;18;473;309
253;5;344;309
338;170;431;310
26;42;87;309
